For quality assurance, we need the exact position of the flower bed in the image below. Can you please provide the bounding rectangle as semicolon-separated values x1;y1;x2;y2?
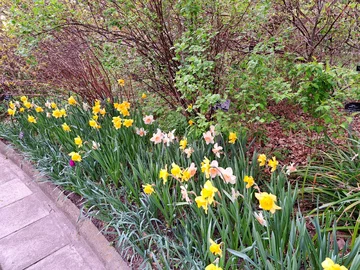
1;96;360;269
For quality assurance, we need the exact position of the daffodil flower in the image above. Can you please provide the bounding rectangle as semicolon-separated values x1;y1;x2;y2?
321;257;347;270
257;154;266;166
243;175;255;188
255;192;281;214
268;156;279;172
209;238;222;257
143;184;154;195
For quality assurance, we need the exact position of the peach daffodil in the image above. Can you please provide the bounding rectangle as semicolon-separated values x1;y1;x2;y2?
203;131;214;145
150;129;163;144
219;167;236;184
212;143;223;158
143;115;154;125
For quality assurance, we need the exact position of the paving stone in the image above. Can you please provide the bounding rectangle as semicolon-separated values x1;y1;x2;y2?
0;178;32;209
0;215;69;270
0;193;50;239
26;245;92;270
0;165;18;185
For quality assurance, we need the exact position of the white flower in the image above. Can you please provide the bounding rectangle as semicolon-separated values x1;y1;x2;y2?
203;131;214;145
212;143;223;158
162;134;170;146
46;112;51;118
286;163;297;175
209;160;220;178
82;102;90;111
188;162;197;177
45;100;51;109
150;129;163;144
92;141;100;150
231;188;241;202
180;185;191;204
218;167;236;184
15;101;21;108
143;115;154;125
210;125;216;136
167;129;176;143
254;212;267;227
135;127;147;137
184;147;194;158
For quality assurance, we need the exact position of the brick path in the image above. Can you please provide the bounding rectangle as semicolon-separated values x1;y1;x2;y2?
0;149;129;270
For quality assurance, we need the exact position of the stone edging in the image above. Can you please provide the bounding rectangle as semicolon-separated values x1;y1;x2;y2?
0;141;130;270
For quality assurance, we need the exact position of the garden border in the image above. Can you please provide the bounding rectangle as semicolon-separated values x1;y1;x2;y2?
0;141;130;270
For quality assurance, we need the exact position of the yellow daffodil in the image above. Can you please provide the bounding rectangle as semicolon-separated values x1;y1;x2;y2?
9;101;15;109
99;108;106;116
62;123;71;132
35;106;43;113
68;96;77;105
201;157;211;179
209;238;222;257
321;258;347;270
60;109;67;117
181;169;191;182
51;102;57;109
112;116;122;129
257;154;266;166
52;109;62;118
19;107;25;113
171;163;182;179
179;138;187;150
159;167;169;184
143;184;154;195
268;156;278;172
27;115;36;123
141;93;147;99
188;119;194;126
68;152;82;162
123;119;134;127
205;264;222;270
8;108;16;116
117;79;125;86
89;119;101;129
24;101;31;109
93;114;98;120
195;195;208;213
20;96;27;102
229;132;237;144
255;192;281;214
243;175;255;189
121;109;130;116
74;136;83;148
187;104;193;110
123;101;130;109
201;180;218;205
92;104;101;115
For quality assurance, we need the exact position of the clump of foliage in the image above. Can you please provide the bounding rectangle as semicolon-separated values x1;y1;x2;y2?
1;95;360;269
